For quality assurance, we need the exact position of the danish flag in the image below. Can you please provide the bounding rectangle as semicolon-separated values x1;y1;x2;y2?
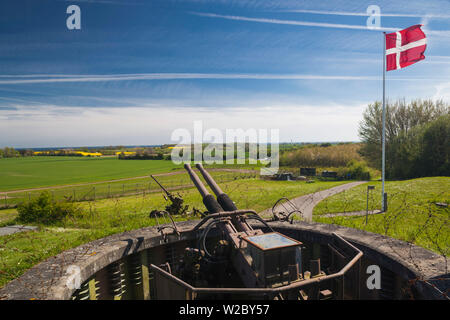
385;25;427;71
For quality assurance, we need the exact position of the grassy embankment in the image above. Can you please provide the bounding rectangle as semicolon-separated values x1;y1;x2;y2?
313;177;449;256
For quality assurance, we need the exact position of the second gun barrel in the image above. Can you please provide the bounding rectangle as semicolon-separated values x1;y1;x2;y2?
184;163;223;214
195;163;238;212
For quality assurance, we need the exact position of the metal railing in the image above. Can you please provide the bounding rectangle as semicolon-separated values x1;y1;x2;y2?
149;233;363;300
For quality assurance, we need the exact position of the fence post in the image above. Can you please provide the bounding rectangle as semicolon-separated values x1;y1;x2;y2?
108;184;111;198
366;188;369;225
93;187;96;201
4;194;7;208
366;185;375;225
28;192;31;201
73;189;76;201
122;184;125;195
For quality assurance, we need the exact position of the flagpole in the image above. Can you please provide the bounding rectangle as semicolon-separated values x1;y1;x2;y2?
381;32;386;212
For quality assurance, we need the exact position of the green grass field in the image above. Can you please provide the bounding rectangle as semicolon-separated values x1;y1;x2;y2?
0;169;258;208
0;157;182;191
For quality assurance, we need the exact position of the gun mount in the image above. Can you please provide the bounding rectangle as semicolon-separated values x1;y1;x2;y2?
149;164;363;300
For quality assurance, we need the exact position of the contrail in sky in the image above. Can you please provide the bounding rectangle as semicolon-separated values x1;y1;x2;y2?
281;9;450;19
0;73;447;84
191;12;399;32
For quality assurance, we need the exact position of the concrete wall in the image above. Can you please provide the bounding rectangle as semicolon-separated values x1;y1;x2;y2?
0;220;447;300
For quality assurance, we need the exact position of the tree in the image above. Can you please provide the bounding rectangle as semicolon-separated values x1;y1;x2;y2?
18;149;34;157
358;99;449;172
388;115;450;178
0;147;19;158
388;125;422;179
418;114;449;177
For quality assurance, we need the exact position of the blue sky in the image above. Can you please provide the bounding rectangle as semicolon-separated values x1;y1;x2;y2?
0;0;449;148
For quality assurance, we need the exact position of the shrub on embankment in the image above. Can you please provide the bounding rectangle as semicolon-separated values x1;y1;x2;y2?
16;191;81;225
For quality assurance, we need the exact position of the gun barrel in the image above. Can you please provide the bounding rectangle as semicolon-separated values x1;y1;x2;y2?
195;163;238;212
183;164;209;197
150;175;170;196
184;163;223;214
195;163;224;196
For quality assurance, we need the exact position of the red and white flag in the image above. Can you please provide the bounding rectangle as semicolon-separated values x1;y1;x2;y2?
385;24;427;71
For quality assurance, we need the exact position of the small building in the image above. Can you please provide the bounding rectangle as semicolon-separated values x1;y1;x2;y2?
300;168;316;176
321;171;338;179
275;173;294;181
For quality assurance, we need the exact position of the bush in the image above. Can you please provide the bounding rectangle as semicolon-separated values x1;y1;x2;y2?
17;191;81;225
279;143;362;167
119;152;164;160
339;160;371;180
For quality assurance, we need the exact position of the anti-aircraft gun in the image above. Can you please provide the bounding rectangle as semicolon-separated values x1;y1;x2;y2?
149;164;363;300
150;175;189;217
185;163;304;289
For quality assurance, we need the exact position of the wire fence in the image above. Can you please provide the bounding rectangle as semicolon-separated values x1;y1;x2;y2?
0;171;259;209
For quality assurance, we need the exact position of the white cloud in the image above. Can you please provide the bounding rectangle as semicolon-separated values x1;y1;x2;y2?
0;103;365;147
433;82;450;101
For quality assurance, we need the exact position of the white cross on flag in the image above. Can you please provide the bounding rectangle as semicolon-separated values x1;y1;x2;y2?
385;24;427;71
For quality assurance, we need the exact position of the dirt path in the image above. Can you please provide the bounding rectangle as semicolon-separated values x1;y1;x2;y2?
318;209;383;218
0;168;257;195
259;181;367;222
0;225;37;237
